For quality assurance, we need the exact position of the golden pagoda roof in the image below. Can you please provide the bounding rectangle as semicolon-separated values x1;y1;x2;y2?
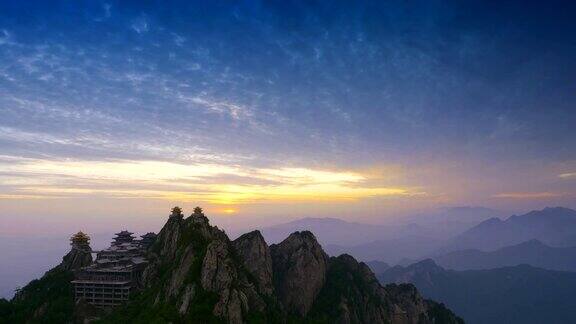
70;231;90;243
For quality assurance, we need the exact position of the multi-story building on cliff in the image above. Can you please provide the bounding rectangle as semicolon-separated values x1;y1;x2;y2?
71;230;156;308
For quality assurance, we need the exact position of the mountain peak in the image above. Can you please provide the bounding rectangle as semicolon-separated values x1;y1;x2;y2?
270;230;329;316
2;208;462;324
410;258;443;271
510;206;576;220
519;238;547;247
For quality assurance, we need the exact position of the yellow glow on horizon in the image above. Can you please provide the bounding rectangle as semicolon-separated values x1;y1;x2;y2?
0;158;422;205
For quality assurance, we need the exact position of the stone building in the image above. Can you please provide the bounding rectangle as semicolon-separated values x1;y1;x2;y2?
71;230;155;308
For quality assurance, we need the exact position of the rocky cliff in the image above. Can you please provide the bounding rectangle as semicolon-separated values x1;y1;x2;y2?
105;209;462;323
60;246;94;272
270;231;329;317
0;208;462;324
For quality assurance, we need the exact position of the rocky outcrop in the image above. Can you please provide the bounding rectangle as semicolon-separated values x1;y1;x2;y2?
201;239;251;324
270;231;329;316
1;208;463;324
141;211;267;324
309;254;462;324
232;230;274;296
308;254;391;323
139;216;461;323
60;247;93;271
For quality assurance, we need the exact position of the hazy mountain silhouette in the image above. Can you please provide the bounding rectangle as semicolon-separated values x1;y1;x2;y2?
260;207;505;264
400;206;507;237
325;236;444;264
261;207;504;246
260;217;389;246
441;207;576;252
365;260;391;274
377;259;576;324
435;239;576;271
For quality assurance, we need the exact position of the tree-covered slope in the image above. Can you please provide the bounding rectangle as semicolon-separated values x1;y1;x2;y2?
0;243;92;324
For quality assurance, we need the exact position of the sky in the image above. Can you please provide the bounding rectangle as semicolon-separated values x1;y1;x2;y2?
1;0;576;236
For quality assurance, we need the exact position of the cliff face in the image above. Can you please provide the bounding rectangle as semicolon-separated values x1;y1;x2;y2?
0;212;462;324
308;254;462;324
60;246;93;272
120;213;462;323
137;213;269;324
270;231;329;316
232;230;275;296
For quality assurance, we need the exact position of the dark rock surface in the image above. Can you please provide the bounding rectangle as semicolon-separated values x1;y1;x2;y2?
232;230;275;296
270;231;329;316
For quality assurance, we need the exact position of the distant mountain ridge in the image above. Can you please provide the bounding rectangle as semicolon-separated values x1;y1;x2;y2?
260;206;506;264
377;259;576;324
366;260;391;274
403;206;506;226
441;207;576;252
260;217;388;246
326;236;445;264
434;239;576;271
260;206;505;247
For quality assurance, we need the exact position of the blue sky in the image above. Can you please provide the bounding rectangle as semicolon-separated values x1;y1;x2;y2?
1;0;576;233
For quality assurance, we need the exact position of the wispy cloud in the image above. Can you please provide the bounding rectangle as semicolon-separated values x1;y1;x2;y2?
186;96;253;121
0;158;419;204
0;1;575;217
493;192;566;199
130;15;149;34
0;29;13;46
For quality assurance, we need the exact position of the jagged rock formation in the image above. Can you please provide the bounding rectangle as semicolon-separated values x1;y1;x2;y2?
60;246;93;272
270;231;329;316
62;231;93;271
138;211;269;324
132;211;461;323
0;209;462;324
308;254;462;324
232;231;275;296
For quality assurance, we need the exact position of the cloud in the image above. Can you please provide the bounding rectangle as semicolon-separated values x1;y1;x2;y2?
178;95;255;122
93;3;112;22
0;29;12;46
559;172;576;179
0;158;419;204
131;15;149;34
172;33;186;46
493;192;565;199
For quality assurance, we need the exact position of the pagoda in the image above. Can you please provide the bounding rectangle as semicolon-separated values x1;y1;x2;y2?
111;230;136;246
73;229;147;308
190;206;209;224
170;206;183;218
70;231;91;251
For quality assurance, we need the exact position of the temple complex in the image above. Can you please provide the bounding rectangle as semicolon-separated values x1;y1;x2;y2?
139;232;157;250
111;230;136;246
71;229;156;308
